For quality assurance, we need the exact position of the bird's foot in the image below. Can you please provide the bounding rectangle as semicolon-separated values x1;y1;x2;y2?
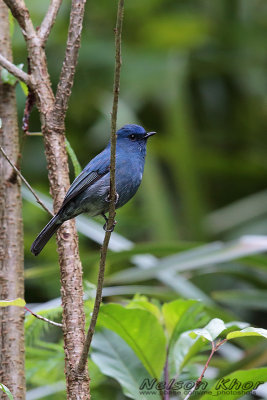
105;192;119;204
102;213;117;232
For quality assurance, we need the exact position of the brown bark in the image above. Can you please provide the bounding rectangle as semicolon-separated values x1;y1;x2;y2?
0;1;25;399
1;0;90;398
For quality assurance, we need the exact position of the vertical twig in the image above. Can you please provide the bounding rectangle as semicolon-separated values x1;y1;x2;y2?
77;0;125;373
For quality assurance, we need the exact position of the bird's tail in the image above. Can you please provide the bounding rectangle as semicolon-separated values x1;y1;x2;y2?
31;215;62;256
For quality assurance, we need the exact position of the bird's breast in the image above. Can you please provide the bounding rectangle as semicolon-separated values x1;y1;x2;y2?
115;156;144;208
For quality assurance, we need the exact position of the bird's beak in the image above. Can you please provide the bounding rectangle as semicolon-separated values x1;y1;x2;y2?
144;131;156;139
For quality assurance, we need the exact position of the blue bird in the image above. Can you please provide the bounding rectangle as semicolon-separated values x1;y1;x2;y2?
31;124;156;256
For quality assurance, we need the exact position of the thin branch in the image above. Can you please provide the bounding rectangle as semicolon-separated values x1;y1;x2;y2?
109;0;124;210
3;0;35;38
38;0;63;45
53;0;86;122
0;53;32;86
76;0;125;374
184;339;227;400
77;231;113;372
0;145;53;216
24;306;63;328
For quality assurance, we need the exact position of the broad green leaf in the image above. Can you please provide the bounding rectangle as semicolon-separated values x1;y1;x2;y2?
173;332;207;373
222;321;249;336
200;368;267;400
227;327;267;340
126;294;161;321
97;303;166;379
162;300;208;346
162;299;199;336
91;329;161;400
65;138;82;176
0;298;25;307
190;318;227;342
165;301;208;347
0;383;14;400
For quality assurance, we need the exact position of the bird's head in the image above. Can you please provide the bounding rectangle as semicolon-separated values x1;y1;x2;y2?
116;124;156;144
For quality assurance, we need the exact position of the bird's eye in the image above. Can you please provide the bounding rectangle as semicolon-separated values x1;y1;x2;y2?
129;134;136;141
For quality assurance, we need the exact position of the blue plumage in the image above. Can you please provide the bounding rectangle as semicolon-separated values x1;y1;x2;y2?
31;124;156;255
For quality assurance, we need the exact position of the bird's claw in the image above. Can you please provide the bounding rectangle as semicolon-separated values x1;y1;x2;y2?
103;219;117;232
105;192;119;204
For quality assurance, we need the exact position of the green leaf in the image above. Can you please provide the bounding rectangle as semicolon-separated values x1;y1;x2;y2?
221;321;249;337
173;332;207;373
0;298;25;307
126;294;161;321
173;320;248;374
92;329;161;400
65;138;82;176
212;289;267;310
162;299;198;336
1;68;17;85
1;64;24;86
26;344;64;386
109;235;267;284
19;81;28;96
97;303;166;379
200;368;267;400
190;318;227;342
0;383;14;400
227;327;267;340
9;11;14;38
162;299;206;340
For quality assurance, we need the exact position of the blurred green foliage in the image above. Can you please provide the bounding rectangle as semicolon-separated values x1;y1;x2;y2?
8;0;267;397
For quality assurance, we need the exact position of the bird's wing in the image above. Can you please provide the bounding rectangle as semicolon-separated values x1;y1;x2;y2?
61;149;110;207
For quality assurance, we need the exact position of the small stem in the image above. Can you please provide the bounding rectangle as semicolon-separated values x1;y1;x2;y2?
164;349;170;400
183;339;227;400
0;145;53;216
0;53;32;86
24;306;62;328
76;0;125;374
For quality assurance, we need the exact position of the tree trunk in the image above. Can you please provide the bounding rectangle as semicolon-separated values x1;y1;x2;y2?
0;0;90;397
0;1;25;399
